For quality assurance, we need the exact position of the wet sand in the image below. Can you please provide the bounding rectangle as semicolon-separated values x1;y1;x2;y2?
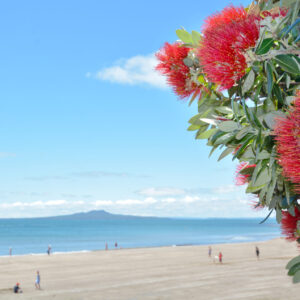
1;238;300;300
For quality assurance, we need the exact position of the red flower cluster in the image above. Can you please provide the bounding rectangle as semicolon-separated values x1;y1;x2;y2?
156;42;202;99
198;6;260;90
235;162;256;186
275;92;300;193
281;208;300;241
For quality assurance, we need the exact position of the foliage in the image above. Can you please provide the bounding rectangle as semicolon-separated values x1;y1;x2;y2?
156;0;300;283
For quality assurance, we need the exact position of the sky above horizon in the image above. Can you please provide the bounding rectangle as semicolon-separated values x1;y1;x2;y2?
0;0;270;218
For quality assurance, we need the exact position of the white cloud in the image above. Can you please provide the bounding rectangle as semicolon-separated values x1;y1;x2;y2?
116;199;143;206
0;200;67;208
93;54;167;89
138;187;186;197
182;195;201;203
144;197;157;204
93;200;113;206
161;197;176;203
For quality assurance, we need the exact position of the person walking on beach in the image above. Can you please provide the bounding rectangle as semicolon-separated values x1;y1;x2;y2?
47;244;51;255
219;252;223;263
105;242;108;251
115;242;118;249
9;247;12;256
208;246;212;258
35;270;41;289
255;246;260;260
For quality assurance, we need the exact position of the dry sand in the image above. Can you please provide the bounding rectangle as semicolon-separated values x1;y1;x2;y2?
0;238;300;300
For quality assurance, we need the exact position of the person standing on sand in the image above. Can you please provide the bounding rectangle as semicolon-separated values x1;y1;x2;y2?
35;270;41;289
208;246;212;258
9;247;12;256
47;244;51;255
105;242;108;250
219;252;223;263
255;246;260;260
115;242;118;249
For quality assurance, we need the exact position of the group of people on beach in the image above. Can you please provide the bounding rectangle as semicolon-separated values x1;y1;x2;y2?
208;245;260;263
13;270;40;294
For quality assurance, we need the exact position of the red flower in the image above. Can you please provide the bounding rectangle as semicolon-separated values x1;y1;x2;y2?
281;208;300;241
197;6;260;90
235;162;256;186
275;92;300;193
156;42;202;99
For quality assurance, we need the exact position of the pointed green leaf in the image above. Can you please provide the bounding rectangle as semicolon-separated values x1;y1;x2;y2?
242;69;255;95
274;55;300;75
256;38;274;55
218;121;240;132
176;29;193;44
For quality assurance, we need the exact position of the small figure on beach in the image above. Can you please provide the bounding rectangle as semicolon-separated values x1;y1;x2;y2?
13;282;22;294
105;242;108;251
208;246;212;258
35;270;41;289
255;246;260;260
219;252;223;263
47;244;52;256
9;247;12;256
115;242;118;249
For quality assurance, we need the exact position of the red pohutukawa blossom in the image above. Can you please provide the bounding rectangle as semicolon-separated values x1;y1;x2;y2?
261;7;288;18
156;42;202;99
235;162;256;186
281;208;300;241
274;92;300;193
197;6;260;90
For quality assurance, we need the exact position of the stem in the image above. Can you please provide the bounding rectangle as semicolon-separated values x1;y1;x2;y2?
248;48;300;63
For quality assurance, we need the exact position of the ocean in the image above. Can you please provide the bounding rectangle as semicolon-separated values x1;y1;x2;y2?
0;217;280;256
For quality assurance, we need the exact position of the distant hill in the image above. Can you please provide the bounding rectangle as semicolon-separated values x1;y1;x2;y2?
44;210;157;220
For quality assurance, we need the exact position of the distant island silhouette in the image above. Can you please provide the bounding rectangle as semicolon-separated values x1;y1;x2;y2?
39;210;159;220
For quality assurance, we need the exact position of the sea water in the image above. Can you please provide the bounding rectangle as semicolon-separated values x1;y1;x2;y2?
0;218;280;256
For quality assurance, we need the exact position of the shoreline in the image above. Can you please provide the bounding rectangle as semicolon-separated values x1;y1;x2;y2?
0;235;282;258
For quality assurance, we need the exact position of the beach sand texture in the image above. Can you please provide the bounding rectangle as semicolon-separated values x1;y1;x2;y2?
0;238;300;300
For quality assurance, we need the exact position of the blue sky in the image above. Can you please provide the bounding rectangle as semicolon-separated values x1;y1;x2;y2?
0;0;268;218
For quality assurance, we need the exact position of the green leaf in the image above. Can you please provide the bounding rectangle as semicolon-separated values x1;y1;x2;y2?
265;61;273;97
236;127;251;140
266;178;277;205
232;135;254;160
256;38;274;55
246;184;266;193
218;121;240;132
191;30;201;45
274;55;300;75
183;57;193;67
253;167;270;187
264;111;286;129
187;124;201;131
276;209;282;223
288;263;300;276
200;118;219;126
242;69;255;95
293;270;300;283
197;128;218;139
175;29;193;44
218;147;234;161
286;96;295;105
287;255;300;270
257;150;270;160
215;106;232;114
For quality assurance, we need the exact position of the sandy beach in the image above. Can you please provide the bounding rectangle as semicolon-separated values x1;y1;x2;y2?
1;238;300;300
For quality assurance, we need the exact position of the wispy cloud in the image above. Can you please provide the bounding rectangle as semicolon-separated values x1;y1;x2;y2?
89;54;167;89
137;187;186;197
